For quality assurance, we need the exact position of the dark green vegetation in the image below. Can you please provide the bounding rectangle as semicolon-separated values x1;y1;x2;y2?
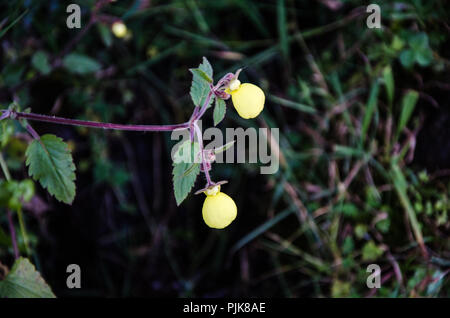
0;0;449;297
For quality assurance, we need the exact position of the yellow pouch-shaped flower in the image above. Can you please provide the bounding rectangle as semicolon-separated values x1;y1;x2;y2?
202;191;237;229
229;83;265;119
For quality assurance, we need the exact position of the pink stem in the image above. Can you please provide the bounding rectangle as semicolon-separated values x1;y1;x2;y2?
2;110;189;132
193;122;213;186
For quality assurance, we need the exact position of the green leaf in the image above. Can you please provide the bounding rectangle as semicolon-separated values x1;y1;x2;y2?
410;33;428;52
416;49;433;67
342;237;354;255
213;98;226;126
362;241;384;261
173;139;200;164
190;57;214;107
31;51;51;75
0;179;34;211
336;203;359;218
399;50;415;68
331;280;351;297
172;141;200;205
2;63;25;87
62;53;101;75
0;257;55;298
97;24;112;47
189;68;212;83
25;134;76;204
396;90;419;137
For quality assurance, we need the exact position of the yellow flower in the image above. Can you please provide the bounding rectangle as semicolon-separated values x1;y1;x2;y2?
112;22;127;38
202;186;237;229
226;80;265;119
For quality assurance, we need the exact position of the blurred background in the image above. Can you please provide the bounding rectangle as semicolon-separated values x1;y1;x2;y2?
0;0;449;297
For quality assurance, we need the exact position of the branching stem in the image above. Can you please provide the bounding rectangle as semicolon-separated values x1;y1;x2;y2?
0;71;233;191
0;110;190;132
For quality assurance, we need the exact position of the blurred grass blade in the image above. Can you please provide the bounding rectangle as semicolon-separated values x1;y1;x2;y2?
334;145;365;158
231;208;294;253
277;0;289;60
0;10;28;39
426;270;448;296
127;41;186;75
268;94;316;114
391;162;427;258
187;0;209;33
164;25;227;49
361;79;379;143
233;0;269;37
396;90;419;139
383;65;394;106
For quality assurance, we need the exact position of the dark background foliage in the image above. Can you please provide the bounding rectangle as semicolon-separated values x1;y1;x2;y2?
0;0;449;297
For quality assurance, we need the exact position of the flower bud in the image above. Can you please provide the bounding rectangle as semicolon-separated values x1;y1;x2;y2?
112;22;127;38
229;79;241;92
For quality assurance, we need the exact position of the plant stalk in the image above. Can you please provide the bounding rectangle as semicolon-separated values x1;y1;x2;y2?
1;110;189;132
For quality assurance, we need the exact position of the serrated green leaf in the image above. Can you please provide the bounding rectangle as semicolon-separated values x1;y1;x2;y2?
213;98;226;126
190;57;214;107
189;68;212;83
0;257;55;298
62;53;101;75
25;134;76;204
31;51;51;75
172;140;200;205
